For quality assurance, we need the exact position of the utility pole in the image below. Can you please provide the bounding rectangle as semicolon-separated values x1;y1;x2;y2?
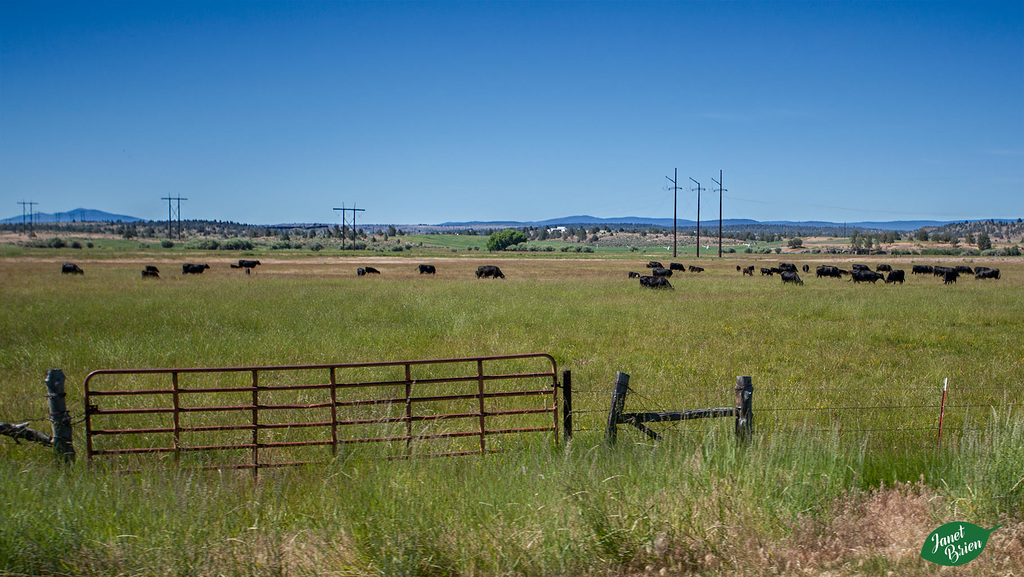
711;170;726;258
18;201;38;236
333;204;366;250
161;196;187;239
689;178;701;258
665;168;679;258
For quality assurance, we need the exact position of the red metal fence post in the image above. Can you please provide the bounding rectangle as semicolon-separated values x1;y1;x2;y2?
329;367;338;458
251;369;259;479
477;359;487;454
937;378;948;447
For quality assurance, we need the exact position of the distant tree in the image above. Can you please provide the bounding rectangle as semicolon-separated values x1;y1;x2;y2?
915;228;930;242
387;225;397;236
977;231;992;251
965;232;975;245
787;237;803;249
486;229;527;251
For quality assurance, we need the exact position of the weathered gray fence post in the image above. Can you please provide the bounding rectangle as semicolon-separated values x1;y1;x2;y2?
734;375;753;443
605;372;630;446
46;369;75;462
561;370;572;443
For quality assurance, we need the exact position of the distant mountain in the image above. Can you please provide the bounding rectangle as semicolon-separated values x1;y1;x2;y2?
439;215;955;232
0;208;144;224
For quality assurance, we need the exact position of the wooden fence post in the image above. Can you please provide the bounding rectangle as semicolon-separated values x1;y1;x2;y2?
605;372;630;446
734;375;753;443
46;369;75;463
561;370;572;443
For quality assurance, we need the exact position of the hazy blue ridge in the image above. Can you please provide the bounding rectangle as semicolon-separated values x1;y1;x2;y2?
0;208;144;224
0;209;988;231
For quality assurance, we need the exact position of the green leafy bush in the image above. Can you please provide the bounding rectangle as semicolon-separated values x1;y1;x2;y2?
486;229;527;251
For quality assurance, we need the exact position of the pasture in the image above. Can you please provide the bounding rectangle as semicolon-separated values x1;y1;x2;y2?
1;253;1022;576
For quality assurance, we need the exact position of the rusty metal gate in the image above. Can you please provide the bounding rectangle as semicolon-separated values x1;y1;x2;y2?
84;353;559;475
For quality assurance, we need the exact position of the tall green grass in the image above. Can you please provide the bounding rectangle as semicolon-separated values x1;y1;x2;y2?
1;255;1022;575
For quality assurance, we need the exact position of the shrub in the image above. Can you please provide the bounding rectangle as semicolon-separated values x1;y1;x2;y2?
185;239;220;250
220;238;254;251
70;241;82;249
582;246;594;253
309;243;324;252
487;229;527;251
86;242;94;248
161;240;174;248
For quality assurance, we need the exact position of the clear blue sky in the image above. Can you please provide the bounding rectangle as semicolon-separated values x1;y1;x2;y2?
2;1;1022;225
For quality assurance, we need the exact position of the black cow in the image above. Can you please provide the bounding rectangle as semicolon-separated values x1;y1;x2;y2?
145;265;160;274
182;263;210;275
646;261;664;269
476;265;504;279
670;263;686;272
816;265;841;278
363;266;381;274
975;268;1000;280
802;264;810;273
943;270;959;284
852;264;870;272
688;266;704;273
876;264;892;272
141;269;160;279
933;266;955;278
418;264;436;274
912;265;933;275
852;270;884;283
761;267;774;276
652;268;672;277
231;259;261;274
639;275;673;289
955;266;974;275
779;263;797;273
357;268;366;276
742;266;754;276
628;271;641;279
884;269;905;284
61;263;84;275
781;271;803;285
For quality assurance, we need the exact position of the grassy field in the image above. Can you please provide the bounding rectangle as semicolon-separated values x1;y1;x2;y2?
1;251;1022;576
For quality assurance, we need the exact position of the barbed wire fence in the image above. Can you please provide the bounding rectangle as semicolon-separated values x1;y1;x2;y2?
562;370;1019;445
0;369;75;461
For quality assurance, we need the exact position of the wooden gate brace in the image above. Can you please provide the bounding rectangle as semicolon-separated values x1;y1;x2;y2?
605;373;753;445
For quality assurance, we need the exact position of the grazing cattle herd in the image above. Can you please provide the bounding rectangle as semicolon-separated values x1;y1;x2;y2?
56;259;1006;290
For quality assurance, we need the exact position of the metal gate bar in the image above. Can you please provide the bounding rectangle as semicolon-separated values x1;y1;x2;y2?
84;353;559;476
